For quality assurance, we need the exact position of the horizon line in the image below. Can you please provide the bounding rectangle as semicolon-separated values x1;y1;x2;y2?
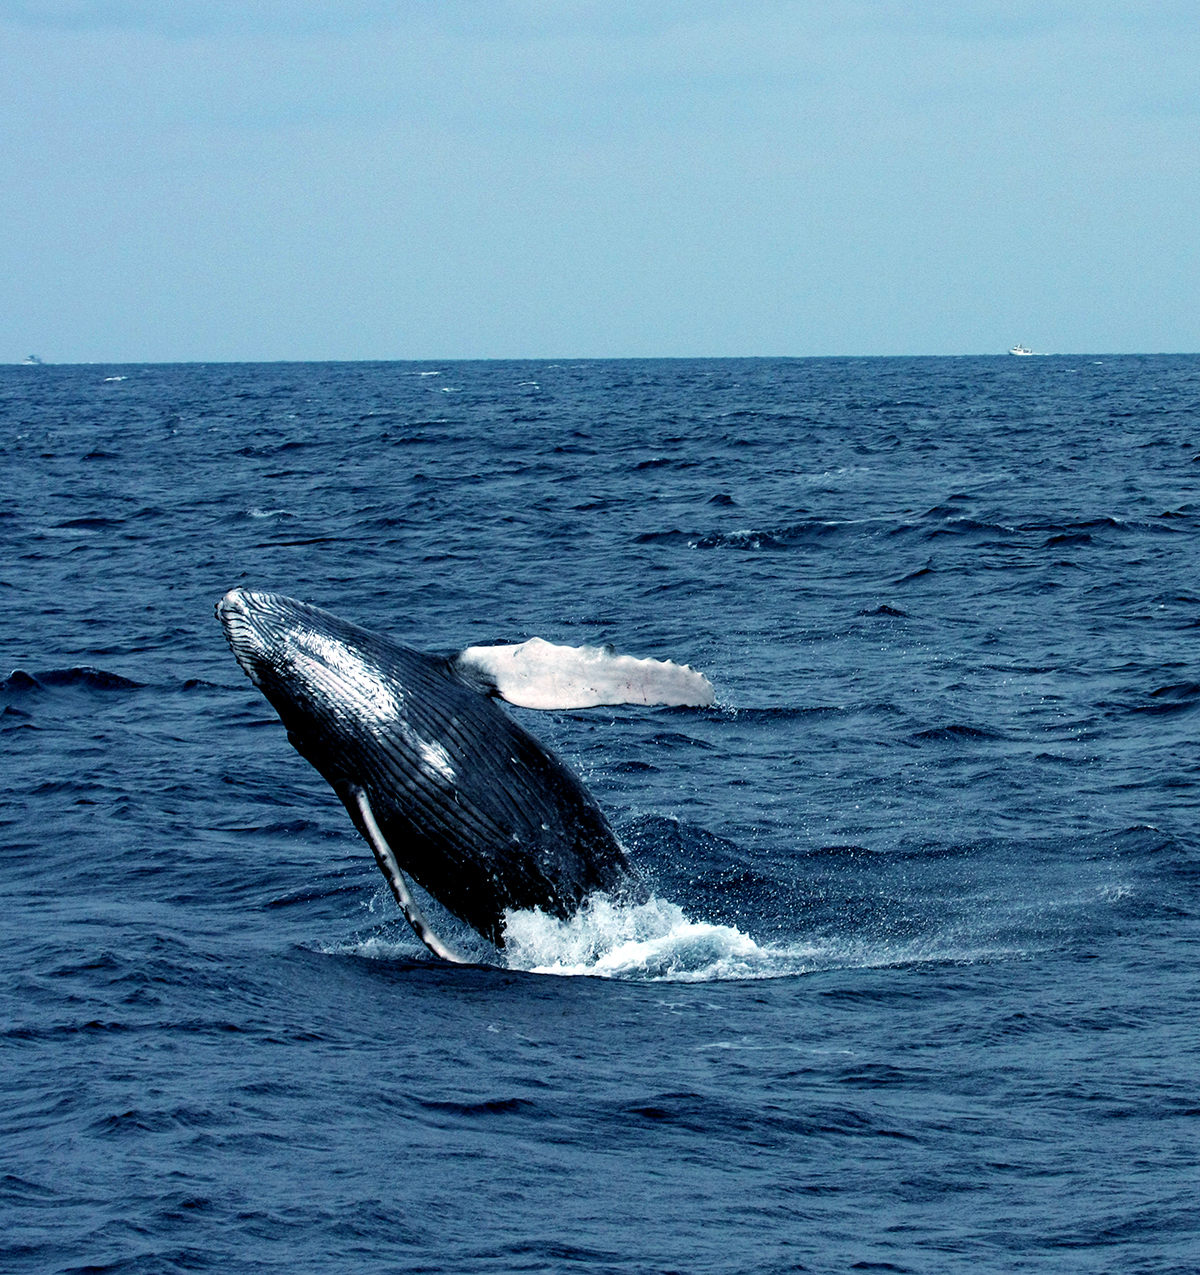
8;350;1199;367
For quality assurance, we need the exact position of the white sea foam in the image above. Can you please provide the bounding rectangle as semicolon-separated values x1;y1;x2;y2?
502;895;780;980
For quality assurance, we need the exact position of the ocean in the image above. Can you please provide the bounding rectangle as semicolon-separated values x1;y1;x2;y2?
2;355;1198;1273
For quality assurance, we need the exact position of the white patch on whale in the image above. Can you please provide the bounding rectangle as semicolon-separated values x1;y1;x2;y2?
283;629;404;722
281;628;455;780
406;729;456;783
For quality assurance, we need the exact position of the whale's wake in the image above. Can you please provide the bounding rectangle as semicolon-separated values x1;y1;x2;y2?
500;894;1034;980
325;882;1041;981
323;851;1098;981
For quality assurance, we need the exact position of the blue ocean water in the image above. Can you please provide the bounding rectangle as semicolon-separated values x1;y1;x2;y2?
2;355;1199;1273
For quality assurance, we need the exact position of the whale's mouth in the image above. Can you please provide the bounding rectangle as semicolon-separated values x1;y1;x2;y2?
216;587;283;686
216;586;275;628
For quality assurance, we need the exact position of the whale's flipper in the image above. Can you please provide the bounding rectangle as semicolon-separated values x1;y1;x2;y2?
346;784;469;963
455;636;715;710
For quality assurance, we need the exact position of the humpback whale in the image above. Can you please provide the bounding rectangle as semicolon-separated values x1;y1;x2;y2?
216;589;714;961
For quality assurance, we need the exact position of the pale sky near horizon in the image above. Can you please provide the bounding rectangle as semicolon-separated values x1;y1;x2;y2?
2;2;1197;362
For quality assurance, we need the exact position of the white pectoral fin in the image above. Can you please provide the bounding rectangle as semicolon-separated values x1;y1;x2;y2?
347;784;468;964
455;636;715;710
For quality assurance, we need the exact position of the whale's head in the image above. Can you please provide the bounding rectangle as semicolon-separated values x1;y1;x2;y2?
216;588;410;748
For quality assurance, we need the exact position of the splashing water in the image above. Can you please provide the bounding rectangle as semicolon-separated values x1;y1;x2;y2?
323;887;1038;982
502;895;780;980
499;896;1032;981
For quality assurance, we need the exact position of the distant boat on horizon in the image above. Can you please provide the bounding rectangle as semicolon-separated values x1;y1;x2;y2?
21;354;44;365
1009;344;1035;356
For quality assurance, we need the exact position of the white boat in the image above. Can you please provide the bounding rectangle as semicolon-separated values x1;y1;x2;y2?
1008;344;1034;356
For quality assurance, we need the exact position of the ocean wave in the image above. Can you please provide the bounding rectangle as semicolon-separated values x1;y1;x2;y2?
1;666;143;693
635;522;842;551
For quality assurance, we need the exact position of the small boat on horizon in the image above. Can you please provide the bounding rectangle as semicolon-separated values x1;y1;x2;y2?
22;354;44;365
1009;344;1035;356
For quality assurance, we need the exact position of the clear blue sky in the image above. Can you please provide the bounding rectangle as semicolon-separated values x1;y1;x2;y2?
2;2;1197;361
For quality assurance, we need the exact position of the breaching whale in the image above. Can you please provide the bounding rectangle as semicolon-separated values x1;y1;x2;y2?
216;588;714;961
